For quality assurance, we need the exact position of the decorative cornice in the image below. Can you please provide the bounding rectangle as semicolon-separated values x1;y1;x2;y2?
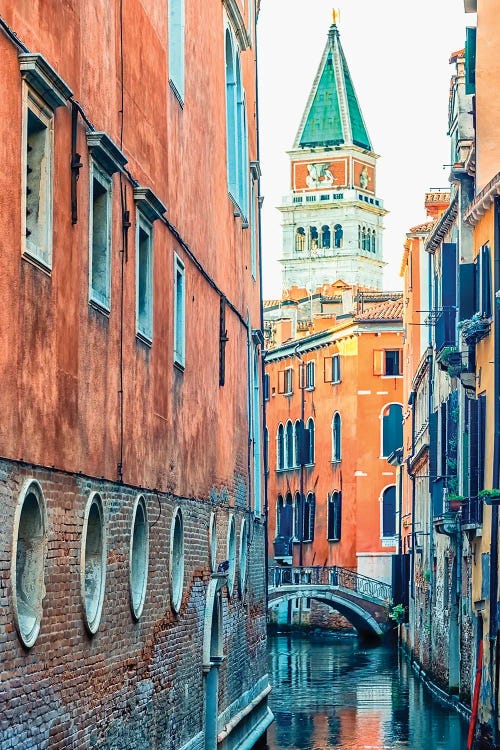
19;52;72;108
424;194;459;254
223;0;251;50
133;187;167;223
464;172;500;227
86;132;127;175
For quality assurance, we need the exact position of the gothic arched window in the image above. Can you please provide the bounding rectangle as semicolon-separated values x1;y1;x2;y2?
321;225;331;249
334;224;343;248
295;227;306;251
332;412;341;462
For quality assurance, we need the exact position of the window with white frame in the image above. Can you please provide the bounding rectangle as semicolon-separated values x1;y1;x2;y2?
381;403;403;458
225;26;248;218
374;349;402;376
276;423;285;470
305;361;315;390
381;485;396;539
250;178;257;279
307;418;315;464
23;94;53;268
332;412;341;462
303;493;315;542
174;253;186;367
324;354;341;384
285;420;294;468
136;215;153;342
263;372;270;401
327;491;342;541
89;163;112;309
278;366;293;395
168;0;185;103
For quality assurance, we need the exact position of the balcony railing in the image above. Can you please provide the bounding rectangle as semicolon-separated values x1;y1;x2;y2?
268;565;392;603
461;496;483;527
273;536;293;557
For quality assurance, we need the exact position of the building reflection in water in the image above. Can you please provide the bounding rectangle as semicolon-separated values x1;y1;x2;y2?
266;634;467;750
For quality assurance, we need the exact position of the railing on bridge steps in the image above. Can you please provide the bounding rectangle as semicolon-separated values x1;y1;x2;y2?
268;565;392;604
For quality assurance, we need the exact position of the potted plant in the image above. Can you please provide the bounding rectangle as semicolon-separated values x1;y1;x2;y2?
459;313;491;346
478;489;500;505
448;494;465;511
389;603;406;624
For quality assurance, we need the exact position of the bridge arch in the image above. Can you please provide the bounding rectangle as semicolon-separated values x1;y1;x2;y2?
268;588;385;638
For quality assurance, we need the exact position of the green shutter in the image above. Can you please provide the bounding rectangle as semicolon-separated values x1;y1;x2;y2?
465;27;476;95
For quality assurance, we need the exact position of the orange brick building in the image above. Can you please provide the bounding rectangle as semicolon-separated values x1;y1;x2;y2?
0;1;270;748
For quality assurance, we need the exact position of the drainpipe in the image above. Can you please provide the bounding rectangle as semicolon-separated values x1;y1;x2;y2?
489;197;500;741
253;14;269;610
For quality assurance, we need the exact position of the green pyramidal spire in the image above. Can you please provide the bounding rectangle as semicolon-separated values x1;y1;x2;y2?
295;21;372;151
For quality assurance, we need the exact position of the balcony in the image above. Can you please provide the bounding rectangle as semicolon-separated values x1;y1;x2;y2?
459;313;491;346
434;308;457;356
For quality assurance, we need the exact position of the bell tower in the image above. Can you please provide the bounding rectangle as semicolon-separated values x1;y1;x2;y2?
278;11;387;292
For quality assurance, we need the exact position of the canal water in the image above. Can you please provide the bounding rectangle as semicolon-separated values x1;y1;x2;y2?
266;633;468;750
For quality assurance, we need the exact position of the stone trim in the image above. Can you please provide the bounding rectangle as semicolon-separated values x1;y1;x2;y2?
133;186;167;222
86;131;127;175
223;0;251;50
19;52;73;108
424;194;458;254
464;171;500;226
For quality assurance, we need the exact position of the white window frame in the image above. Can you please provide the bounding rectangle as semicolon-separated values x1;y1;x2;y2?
89;161;112;311
305;361;315;390
136;212;154;343
22;87;54;270
168;0;185;103
174;253;186;367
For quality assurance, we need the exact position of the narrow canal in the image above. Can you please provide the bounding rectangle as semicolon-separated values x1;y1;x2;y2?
266;633;468;750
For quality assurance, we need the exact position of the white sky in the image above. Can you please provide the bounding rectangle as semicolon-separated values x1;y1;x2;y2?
256;0;476;299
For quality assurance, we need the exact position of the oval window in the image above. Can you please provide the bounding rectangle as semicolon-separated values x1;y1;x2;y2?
12;480;47;647
81;493;106;634
170;508;184;613
129;495;149;620
227;516;236;597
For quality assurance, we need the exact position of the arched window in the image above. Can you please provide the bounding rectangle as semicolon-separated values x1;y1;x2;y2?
371;229;376;253
321;225;331;248
276;424;284;470
332;412;341;462
363;227;369;252
303;493;315;541
278;493;294;539
170;508;184;612
382;486;396;538
327;491;342;541
294;492;302;539
310;226;319;251
285;420;294;468
334;224;343;248
81;492;106;634
381;403;403;458
295;227;306;251
307;417;315;464
294;419;302;467
236;60;248;217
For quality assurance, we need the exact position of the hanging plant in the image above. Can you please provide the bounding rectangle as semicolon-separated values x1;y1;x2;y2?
478;489;500;505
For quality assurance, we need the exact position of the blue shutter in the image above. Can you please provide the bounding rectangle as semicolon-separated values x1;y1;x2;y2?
459;263;475;321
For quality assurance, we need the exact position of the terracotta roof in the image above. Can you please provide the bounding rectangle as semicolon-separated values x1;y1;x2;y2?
408;220;435;234
355;299;403;321
263;299;282;308
449;48;465;63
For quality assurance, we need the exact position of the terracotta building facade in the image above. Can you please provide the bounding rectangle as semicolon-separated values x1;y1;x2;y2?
0;1;270;749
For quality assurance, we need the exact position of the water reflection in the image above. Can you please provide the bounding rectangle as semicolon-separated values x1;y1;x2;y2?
266;633;467;750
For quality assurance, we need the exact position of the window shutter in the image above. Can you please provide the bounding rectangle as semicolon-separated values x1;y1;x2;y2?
441;243;457;310
309;495;315;541
299;363;306;390
429;411;438;492
468;398;479;498
278;370;285;394
373;350;384;375
478;394;486;493
334;493;342;541
324;356;333;383
459;262;475;321
481;244;492;318
465;26;476;95
333;354;341;382
263;372;270;401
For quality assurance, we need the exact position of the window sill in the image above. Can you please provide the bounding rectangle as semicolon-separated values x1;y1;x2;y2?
381;374;403;379
174;359;185;373
89;297;111;317
331;459;342;465
169;79;184;107
136;331;152;347
22;250;52;276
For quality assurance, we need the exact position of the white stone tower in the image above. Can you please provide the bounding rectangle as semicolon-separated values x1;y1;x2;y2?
279;12;387;292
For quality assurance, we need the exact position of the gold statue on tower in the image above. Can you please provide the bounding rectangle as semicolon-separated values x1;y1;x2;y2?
332;8;340;26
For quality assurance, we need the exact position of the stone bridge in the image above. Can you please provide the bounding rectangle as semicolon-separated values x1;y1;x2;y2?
268;565;393;638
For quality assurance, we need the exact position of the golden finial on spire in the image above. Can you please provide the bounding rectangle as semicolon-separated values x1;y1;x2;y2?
332;8;340;26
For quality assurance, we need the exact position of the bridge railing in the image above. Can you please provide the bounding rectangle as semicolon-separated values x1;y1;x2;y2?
268;565;392;603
